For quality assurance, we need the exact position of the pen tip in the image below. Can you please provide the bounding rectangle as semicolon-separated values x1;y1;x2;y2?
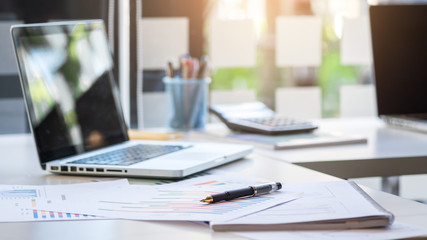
200;196;213;203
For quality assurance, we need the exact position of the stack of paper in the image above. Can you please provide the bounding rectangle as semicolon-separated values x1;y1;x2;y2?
234;222;427;240
211;181;393;231
1;174;427;240
32;174;300;222
0;179;128;222
0;175;299;223
192;124;367;150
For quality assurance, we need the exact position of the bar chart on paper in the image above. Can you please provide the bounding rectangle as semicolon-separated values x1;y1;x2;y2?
0;185;101;222
194;180;226;186
0;188;38;198
88;175;301;221
29;209;98;221
98;189;274;215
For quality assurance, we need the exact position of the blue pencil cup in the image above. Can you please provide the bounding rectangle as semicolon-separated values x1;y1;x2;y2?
163;77;211;131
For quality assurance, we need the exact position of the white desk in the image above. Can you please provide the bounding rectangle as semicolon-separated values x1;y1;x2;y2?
213;117;427;195
254;117;427;178
0;134;426;240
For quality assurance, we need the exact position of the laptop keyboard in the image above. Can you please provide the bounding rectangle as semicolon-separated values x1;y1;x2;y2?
69;144;186;166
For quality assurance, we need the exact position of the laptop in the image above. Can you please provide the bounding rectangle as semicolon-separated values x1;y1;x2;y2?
370;4;427;133
10;20;252;179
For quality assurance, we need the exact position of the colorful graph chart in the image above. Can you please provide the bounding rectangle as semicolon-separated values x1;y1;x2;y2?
30;209;97;220
194;181;226;186
97;189;273;215
0;185;103;222
0;189;38;199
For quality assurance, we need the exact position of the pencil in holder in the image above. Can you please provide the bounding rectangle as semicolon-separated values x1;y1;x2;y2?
163;77;211;131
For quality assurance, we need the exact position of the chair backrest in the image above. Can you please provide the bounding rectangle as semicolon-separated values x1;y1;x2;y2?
275;86;322;119
340;84;377;118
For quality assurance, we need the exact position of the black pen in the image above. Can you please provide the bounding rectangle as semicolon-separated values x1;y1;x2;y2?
200;182;282;204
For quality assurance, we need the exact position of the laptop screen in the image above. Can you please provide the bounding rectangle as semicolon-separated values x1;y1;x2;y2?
11;21;128;168
370;5;427;116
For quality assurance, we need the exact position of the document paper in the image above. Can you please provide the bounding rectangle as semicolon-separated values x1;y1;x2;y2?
211;181;393;230
234;222;427;240
34;175;301;222
0;180;129;222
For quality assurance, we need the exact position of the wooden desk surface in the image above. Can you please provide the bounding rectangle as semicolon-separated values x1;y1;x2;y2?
0;134;426;240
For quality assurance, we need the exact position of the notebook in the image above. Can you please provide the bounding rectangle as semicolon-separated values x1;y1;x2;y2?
192;123;367;150
370;5;427;133
10;20;252;179
211;181;394;231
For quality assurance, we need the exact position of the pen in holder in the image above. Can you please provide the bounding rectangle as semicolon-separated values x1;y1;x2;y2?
163;77;211;131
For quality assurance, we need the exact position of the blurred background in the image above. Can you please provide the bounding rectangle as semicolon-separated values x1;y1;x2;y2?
137;0;373;125
1;0;426;201
0;0;376;130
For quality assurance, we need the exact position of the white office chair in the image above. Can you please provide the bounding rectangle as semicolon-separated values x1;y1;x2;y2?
275;86;322;119
340;84;377;118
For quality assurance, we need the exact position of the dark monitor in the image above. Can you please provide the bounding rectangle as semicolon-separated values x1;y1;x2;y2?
370;4;427;116
11;21;128;169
